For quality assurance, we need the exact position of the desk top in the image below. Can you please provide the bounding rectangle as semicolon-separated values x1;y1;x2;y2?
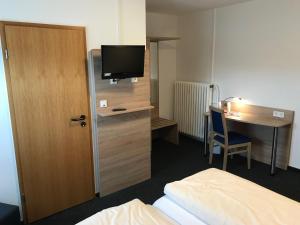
205;112;292;128
226;113;292;127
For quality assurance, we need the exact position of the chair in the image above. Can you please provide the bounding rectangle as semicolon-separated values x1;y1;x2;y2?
209;106;252;170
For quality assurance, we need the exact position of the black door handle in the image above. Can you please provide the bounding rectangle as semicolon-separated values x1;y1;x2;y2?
71;115;87;127
71;115;86;122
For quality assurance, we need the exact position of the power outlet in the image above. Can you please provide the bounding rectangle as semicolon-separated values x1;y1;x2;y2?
100;100;108;108
273;111;285;118
110;79;118;85
131;77;138;83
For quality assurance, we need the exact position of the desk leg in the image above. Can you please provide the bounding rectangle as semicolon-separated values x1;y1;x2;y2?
204;115;209;156
270;127;279;175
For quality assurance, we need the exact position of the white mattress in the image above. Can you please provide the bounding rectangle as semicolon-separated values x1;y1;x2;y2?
164;168;300;225
76;199;178;225
154;196;207;225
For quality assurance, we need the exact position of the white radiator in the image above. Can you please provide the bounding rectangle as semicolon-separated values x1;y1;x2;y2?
174;81;211;140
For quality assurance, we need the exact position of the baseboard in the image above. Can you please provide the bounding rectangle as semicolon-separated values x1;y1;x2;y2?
287;166;300;172
179;132;203;142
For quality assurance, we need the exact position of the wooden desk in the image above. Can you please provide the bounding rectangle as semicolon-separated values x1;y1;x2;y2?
204;104;294;175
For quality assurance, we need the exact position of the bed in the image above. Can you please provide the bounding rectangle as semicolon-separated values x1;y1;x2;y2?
153;196;206;225
77;168;300;225
76;199;178;225
164;168;300;225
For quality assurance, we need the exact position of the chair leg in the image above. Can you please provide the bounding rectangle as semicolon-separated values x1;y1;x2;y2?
230;148;236;159
209;138;214;165
223;146;228;171
247;143;252;169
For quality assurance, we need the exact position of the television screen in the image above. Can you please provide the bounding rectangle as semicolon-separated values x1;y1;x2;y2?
101;45;145;80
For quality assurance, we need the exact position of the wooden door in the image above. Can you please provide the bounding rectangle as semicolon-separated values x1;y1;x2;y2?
1;22;94;223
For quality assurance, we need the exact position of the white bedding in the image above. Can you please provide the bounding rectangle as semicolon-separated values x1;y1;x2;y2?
164;168;300;225
76;199;178;225
154;196;207;225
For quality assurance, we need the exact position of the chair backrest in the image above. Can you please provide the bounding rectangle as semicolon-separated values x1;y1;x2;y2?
210;106;228;143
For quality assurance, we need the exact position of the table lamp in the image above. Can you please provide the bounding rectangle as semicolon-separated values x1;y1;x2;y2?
223;97;244;116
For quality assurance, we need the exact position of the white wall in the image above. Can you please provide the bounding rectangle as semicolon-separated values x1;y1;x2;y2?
147;12;178;37
213;0;300;168
0;0;146;208
146;12;178;119
0;41;21;207
119;0;146;45
177;10;214;83
0;0;121;49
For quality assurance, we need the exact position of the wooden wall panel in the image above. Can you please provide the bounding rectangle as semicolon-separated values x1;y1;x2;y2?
98;111;151;196
90;46;152;197
91;49;150;109
228;121;291;169
150;79;159;119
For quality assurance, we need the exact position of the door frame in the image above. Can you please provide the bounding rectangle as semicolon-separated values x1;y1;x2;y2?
0;21;95;223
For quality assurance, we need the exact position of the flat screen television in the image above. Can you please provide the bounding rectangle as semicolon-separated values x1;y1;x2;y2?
101;45;145;80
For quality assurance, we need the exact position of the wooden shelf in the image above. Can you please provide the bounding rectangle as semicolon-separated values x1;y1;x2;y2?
151;118;177;131
148;36;180;42
151;117;179;144
97;105;154;117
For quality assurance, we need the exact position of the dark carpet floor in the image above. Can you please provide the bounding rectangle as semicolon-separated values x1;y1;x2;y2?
31;135;300;225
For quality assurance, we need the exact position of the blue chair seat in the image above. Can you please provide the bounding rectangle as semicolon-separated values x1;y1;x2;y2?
214;131;251;145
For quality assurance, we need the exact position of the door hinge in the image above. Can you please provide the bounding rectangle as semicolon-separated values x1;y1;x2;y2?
4;49;9;60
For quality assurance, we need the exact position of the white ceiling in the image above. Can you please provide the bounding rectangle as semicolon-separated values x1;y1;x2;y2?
146;0;251;14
